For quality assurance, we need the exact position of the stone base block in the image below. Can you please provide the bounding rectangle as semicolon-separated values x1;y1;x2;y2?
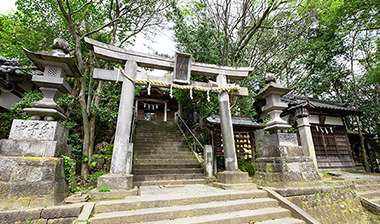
255;156;321;187
9;119;69;142
97;174;133;190
0;119;71;157
0;156;68;210
217;171;249;184
0;139;71;157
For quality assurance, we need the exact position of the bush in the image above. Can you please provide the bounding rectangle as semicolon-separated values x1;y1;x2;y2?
238;159;255;176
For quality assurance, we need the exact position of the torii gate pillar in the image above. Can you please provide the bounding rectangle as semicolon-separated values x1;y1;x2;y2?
216;74;249;185
98;60;136;190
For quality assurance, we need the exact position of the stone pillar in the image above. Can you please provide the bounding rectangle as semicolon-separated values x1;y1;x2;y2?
215;75;248;186
110;60;137;174
204;145;213;177
164;102;167;122
216;74;238;171
297;116;318;171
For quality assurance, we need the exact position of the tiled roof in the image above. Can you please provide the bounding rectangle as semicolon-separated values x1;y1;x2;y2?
282;94;362;115
0;58;43;76
206;115;264;129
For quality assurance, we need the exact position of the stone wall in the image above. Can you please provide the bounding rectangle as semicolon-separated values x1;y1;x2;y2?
0;203;83;224
0;156;67;210
276;186;380;224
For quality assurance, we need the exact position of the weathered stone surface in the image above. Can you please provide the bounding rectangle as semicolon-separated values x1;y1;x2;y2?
0;156;68;209
9;120;69;143
0;208;42;224
31;219;48;224
286;188;368;224
263;133;298;147
46;217;77;224
0;139;71;157
217;171;248;184
41;204;83;219
65;193;90;204
97;174;133;190
110;61;137;174
255;156;321;186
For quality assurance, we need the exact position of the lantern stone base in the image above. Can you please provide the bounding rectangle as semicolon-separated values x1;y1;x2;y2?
97;174;134;190
217;171;249;184
254;133;321;187
0;119;71;209
0;156;68;210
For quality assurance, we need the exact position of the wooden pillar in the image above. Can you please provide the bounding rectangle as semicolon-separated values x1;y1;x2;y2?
135;100;138;116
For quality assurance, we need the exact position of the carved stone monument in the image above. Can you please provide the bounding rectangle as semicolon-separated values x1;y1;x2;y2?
254;74;320;187
0;38;80;209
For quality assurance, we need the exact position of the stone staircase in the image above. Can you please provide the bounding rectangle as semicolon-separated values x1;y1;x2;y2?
356;184;380;205
132;121;206;186
88;185;306;224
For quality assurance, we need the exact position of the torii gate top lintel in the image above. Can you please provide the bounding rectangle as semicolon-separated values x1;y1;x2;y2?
84;37;253;80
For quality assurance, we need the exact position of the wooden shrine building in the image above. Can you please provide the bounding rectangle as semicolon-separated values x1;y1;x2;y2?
255;94;364;171
205;115;264;172
134;87;178;122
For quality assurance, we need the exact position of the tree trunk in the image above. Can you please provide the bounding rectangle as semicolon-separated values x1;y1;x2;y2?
356;116;370;172
88;80;104;162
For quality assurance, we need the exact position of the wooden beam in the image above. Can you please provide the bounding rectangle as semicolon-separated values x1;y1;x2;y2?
85;38;253;80
93;68;248;96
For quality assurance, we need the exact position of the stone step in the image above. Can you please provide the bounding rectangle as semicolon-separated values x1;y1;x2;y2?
134;179;207;186
134;173;205;181
134;139;186;143
355;184;380;192
134;142;188;147
94;190;269;213
90;198;280;224
133;168;204;175
134;151;192;156
134;159;199;165
357;190;380;199
370;197;380;205
140;208;295;224
133;164;201;170
250;217;305;224
134;154;195;160
133;147;190;152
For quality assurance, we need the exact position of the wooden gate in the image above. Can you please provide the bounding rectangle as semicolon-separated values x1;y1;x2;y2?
311;126;355;170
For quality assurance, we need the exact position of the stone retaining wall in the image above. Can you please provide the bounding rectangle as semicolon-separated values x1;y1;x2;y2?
0;203;83;224
276;186;378;224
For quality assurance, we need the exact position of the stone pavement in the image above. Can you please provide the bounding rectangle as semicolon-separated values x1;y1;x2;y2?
139;184;230;197
328;171;380;184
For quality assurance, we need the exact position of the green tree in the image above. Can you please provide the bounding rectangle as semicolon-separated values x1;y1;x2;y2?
2;0;172;178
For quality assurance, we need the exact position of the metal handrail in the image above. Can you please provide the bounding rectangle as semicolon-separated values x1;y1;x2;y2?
176;113;204;151
129;109;137;143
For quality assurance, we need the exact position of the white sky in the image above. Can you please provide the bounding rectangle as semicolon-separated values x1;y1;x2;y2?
1;0;15;14
1;0;175;75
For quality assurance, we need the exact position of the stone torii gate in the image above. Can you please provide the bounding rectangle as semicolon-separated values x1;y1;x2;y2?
84;38;253;189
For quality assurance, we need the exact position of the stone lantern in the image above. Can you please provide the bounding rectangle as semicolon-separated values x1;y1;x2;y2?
255;74;291;131
254;74;320;187
0;39;81;209
23;38;81;120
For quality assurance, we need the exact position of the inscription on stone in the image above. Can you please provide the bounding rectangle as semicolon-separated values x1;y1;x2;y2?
174;53;191;84
15;121;54;137
9;119;69;143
